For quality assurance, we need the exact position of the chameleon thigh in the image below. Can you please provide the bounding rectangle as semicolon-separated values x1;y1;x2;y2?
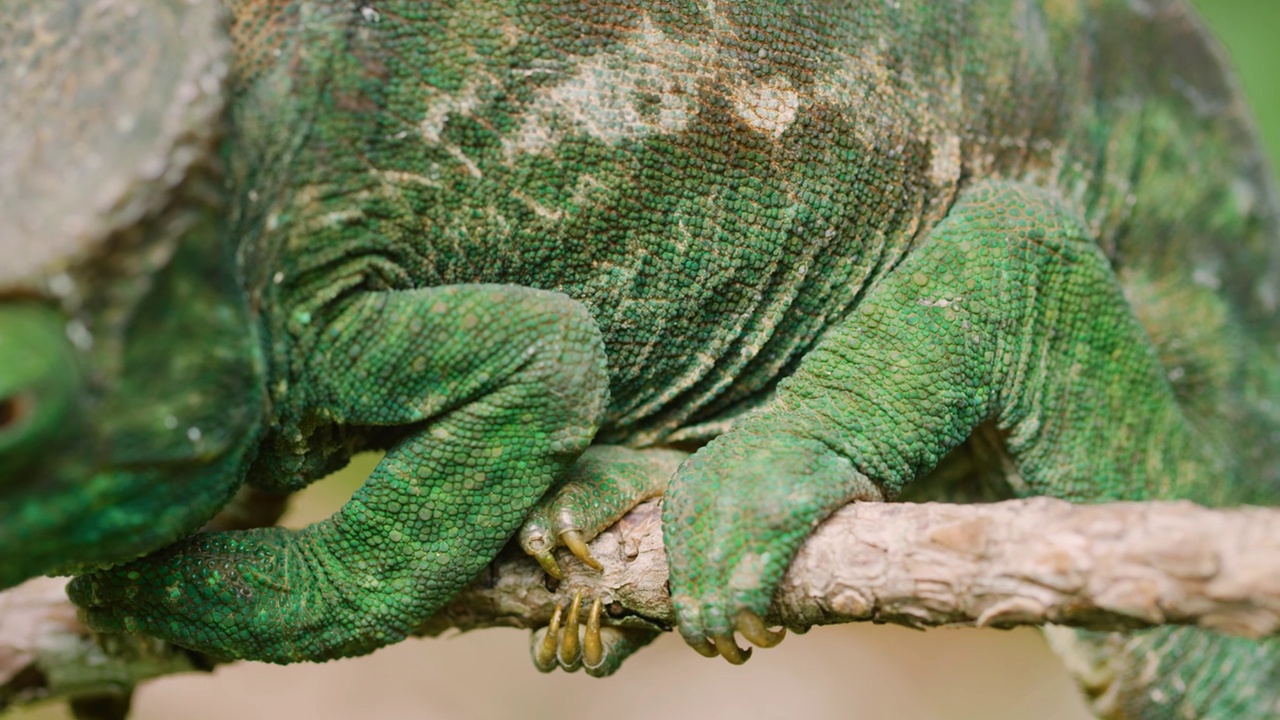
70;284;608;662
664;180;1233;660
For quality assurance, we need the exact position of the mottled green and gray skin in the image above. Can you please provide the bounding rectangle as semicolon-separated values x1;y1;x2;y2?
1;0;1278;717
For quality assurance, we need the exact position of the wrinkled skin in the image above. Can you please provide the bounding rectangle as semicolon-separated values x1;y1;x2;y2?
1;1;1278;718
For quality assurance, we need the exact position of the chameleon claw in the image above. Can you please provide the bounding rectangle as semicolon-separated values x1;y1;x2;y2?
736;610;785;648
712;634;752;665
532;603;564;672
530;590;658;677
583;597;604;668
519;522;566;580
688;636;720;658
559;590;583;665
560;529;603;571
532;548;564;580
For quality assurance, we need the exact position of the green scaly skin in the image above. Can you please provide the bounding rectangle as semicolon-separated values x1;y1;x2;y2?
0;1;1277;717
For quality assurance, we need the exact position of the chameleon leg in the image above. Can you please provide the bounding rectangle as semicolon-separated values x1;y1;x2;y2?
70;285;608;663
664;181;1238;665
519;445;685;578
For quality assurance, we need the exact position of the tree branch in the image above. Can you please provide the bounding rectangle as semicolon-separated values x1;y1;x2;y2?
5;498;1280;711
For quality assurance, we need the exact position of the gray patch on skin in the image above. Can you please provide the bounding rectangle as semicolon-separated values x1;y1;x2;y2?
405;8;921;176
502;18;714;158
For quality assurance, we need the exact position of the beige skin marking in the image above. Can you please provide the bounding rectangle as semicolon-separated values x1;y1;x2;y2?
371;169;442;190
419;79;485;144
928;134;963;188
505;18;713;157
731;77;801;139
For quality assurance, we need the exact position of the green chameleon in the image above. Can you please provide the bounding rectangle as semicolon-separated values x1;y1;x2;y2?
1;0;1278;717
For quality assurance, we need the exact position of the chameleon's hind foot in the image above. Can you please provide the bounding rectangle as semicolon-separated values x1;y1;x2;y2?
519;446;684;579
531;590;659;677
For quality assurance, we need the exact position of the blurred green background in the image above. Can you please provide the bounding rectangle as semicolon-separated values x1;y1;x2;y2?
12;1;1278;718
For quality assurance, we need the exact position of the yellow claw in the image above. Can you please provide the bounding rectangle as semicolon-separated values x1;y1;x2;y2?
533;603;564;671
560;529;603;571
559;590;583;664
736;610;786;648
687;636;720;658
532;549;564;580
712;635;752;665
583;597;604;668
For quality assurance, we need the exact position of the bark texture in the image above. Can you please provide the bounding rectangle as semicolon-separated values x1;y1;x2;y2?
4;498;1280;711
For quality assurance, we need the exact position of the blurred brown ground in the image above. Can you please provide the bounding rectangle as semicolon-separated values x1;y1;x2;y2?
11;0;1277;717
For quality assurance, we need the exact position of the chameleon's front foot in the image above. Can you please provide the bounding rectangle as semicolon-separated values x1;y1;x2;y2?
531;591;659;677
665;432;876;664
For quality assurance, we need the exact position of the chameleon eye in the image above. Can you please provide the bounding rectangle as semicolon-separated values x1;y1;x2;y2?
0;393;31;432
0;305;80;472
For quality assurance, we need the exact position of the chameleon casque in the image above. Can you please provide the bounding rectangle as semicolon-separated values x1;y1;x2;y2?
1;0;1278;717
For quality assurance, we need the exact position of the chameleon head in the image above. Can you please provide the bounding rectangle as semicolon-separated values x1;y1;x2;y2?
0;302;99;588
0;263;266;591
0;304;81;483
0;0;263;589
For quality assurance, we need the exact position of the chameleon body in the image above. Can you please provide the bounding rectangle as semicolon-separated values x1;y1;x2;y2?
0;1;1277;717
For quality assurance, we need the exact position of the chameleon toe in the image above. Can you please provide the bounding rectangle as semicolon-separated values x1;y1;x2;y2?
67;576;133;635
557;591;584;669
518;521;565;580
582;597;604;668
533;547;565;580
736;610;786;648
532;591;588;672
689;638;719;658
559;530;603;571
529;590;658;677
711;634;751;665
531;603;564;672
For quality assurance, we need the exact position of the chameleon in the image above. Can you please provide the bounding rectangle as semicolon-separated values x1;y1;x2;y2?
0;0;1278;717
